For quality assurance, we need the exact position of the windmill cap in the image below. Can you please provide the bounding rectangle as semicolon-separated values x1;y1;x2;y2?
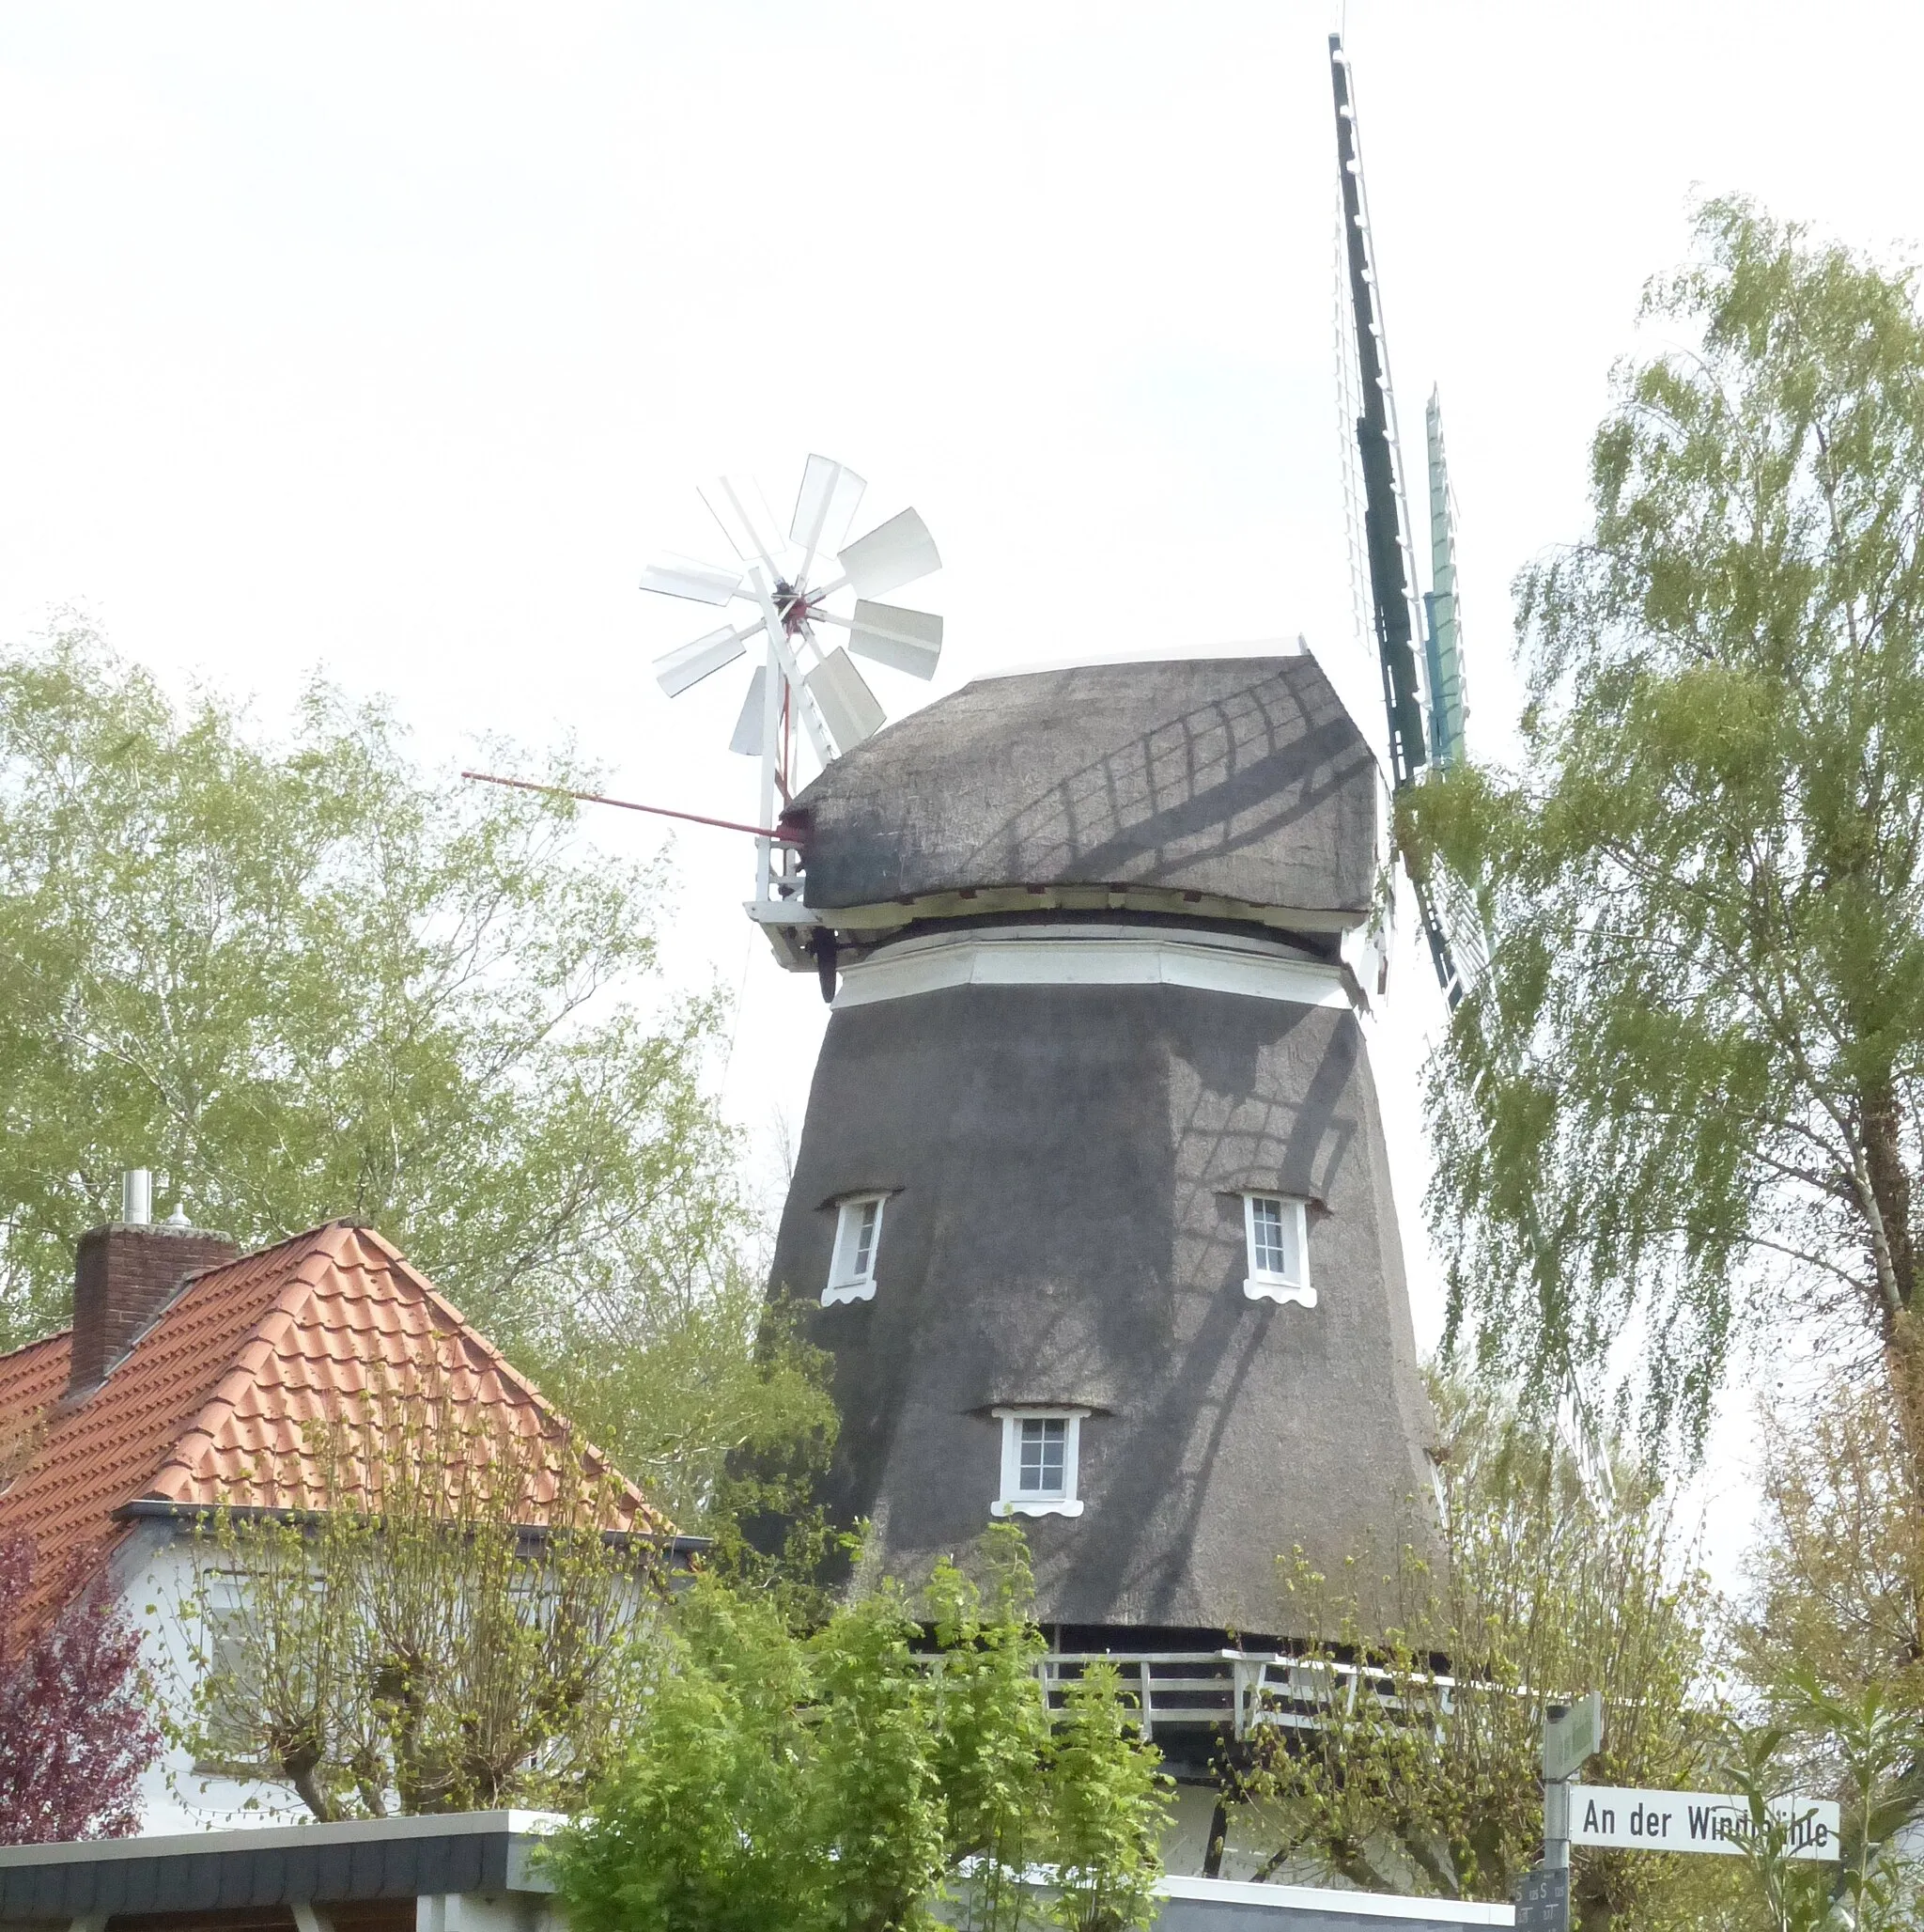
784;653;1381;927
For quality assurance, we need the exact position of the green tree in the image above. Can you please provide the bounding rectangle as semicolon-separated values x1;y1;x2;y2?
1738;1378;1924;1715
549;1526;1171;1932
1712;1693;1919;1932
1734;1381;1924;1924
178;1376;660;1818
1044;1664;1169;1932
1404;200;1924;1465
1239;1385;1716;1930
0;623;831;1528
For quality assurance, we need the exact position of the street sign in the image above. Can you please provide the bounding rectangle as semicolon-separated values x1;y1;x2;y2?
1570;1785;1840;1862
1543;1690;1605;1781
1514;1863;1568;1932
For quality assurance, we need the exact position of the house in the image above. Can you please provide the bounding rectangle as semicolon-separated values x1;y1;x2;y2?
0;1180;675;1834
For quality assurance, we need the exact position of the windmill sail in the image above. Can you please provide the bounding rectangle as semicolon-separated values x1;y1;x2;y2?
1329;34;1427;789
640;457;945;959
1329;33;1483;1010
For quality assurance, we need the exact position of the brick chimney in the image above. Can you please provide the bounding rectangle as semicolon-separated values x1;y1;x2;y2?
68;1171;240;1397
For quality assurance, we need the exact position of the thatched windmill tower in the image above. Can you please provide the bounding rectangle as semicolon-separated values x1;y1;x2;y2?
763;650;1443;1656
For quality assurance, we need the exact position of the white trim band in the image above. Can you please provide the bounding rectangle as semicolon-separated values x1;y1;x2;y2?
834;925;1350;1012
1159;1875;1514;1925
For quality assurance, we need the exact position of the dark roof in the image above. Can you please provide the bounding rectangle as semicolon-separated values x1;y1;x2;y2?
768;976;1441;1637
0;1820;1505;1931
785;654;1381;920
0;1811;558;1920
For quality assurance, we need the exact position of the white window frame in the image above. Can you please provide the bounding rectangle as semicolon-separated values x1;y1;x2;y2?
823;1192;887;1305
1242;1192;1315;1306
990;1407;1087;1519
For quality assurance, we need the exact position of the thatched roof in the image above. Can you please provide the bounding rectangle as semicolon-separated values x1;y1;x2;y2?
784;654;1381;927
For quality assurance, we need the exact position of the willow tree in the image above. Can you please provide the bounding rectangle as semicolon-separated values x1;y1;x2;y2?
178;1381;659;1819
1406;199;1924;1467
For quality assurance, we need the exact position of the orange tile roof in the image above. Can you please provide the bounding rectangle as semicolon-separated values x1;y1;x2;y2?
0;1332;70;1487
0;1223;660;1610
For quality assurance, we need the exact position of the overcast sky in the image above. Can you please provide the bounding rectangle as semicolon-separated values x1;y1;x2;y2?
5;1;1918;1573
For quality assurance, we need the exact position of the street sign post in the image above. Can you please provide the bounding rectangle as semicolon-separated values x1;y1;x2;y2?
1530;1693;1605;1932
1570;1785;1840;1862
1522;1690;1838;1932
1544;1691;1605;1782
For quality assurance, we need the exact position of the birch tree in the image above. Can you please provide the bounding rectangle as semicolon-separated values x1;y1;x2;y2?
1406;200;1924;1470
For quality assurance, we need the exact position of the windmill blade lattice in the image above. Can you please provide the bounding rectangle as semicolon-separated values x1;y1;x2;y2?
639;455;943;920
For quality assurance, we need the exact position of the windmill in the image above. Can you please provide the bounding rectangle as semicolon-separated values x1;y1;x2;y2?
457;41;1467;1817
1329;32;1485;1007
639;456;945;972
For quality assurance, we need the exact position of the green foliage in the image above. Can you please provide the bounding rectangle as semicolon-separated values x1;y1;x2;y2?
1738;1378;1924;1716
1241;1383;1715;1926
812;1585;953;1932
1403;198;1924;1454
550;1526;1171;1932
551;1581;824;1932
926;1528;1057;1932
1706;1690;1919;1932
1044;1663;1169;1932
1732;1381;1924;1927
1770;1675;1919;1932
512;1255;837;1543
175;1379;659;1818
1714;1721;1835;1932
0;623;833;1532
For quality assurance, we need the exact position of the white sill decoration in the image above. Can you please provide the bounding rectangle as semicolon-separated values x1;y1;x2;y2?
1244;1275;1317;1308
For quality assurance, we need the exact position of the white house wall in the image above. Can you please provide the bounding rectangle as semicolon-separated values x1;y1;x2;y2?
113;1519;309;1833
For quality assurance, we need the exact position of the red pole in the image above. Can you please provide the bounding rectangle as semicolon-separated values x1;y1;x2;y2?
460;770;799;842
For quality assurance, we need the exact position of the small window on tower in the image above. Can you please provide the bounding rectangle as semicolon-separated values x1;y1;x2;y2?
1243;1194;1315;1307
991;1408;1087;1519
824;1193;887;1305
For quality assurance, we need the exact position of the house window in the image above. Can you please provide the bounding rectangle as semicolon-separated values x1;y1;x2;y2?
1243;1193;1315;1306
193;1603;271;1772
991;1407;1087;1519
823;1193;886;1305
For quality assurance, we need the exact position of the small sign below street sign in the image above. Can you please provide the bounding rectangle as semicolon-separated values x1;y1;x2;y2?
1543;1690;1605;1781
1570;1785;1840;1861
1514;1863;1568;1932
